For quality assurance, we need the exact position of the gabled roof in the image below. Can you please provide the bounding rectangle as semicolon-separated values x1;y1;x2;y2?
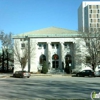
13;27;79;38
22;27;78;35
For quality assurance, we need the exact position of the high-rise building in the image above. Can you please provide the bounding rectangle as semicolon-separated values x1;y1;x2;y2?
78;1;100;32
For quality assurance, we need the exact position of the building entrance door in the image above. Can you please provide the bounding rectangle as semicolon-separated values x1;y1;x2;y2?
52;54;59;69
52;61;59;69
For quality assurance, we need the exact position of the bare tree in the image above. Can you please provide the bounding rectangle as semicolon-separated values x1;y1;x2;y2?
14;37;35;71
78;29;100;70
0;31;13;72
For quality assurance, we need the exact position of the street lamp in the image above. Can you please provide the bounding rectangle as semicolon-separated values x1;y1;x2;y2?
25;36;30;72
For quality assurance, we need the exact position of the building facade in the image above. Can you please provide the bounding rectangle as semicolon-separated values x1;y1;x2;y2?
78;1;100;32
13;27;88;73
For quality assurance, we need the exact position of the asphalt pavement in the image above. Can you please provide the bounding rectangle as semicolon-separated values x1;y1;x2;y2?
0;73;99;100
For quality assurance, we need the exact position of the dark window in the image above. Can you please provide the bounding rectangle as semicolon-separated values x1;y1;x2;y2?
96;5;99;9
90;14;91;18
97;23;99;27
90;28;93;31
90;23;92;27
98;19;100;22
24;38;26;41
21;43;25;48
20;39;22;41
89;5;91;9
52;54;59;60
90;10;92;13
39;55;46;65
56;44;59;49
97;14;99;18
38;44;42;49
91;19;92;22
86;56;91;63
43;44;46;49
52;44;54;48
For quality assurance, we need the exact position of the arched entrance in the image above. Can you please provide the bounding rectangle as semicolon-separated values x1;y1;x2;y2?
65;54;72;73
52;54;59;69
39;54;46;65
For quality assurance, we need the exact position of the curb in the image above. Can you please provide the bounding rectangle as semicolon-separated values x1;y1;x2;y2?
31;74;72;77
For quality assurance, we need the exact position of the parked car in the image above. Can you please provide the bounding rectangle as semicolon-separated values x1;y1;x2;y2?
94;70;100;77
13;71;31;78
76;70;95;77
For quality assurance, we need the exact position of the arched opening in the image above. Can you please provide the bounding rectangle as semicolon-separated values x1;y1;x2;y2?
39;54;46;65
52;54;59;69
65;54;72;73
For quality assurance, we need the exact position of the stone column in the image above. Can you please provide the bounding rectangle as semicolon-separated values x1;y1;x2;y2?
60;42;64;71
47;42;52;69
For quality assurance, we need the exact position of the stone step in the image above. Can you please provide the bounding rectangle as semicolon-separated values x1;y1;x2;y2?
47;69;65;74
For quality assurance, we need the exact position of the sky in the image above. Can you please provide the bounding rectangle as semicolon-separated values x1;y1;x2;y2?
0;0;100;34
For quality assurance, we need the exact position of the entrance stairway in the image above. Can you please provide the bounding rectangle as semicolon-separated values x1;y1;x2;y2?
47;68;66;74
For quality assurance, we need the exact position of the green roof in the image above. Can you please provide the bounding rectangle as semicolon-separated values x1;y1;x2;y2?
13;27;79;38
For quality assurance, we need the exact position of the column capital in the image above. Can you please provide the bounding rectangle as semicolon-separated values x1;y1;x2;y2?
47;42;51;44
60;42;64;44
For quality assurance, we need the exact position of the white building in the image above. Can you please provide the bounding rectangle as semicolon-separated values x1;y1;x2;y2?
78;1;100;32
13;27;88;73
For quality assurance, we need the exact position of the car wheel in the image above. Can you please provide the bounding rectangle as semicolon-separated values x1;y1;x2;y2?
89;75;92;77
27;76;29;78
20;75;22;78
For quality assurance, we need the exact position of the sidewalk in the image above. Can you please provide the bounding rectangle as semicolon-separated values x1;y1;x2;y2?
31;73;72;77
0;73;73;78
0;73;12;78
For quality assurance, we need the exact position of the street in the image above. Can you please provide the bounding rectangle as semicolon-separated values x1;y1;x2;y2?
0;75;100;100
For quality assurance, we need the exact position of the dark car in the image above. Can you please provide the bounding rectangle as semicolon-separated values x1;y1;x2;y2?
13;71;31;78
76;70;95;77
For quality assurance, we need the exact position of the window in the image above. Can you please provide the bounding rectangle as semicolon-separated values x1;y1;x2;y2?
21;43;25;48
86;56;91;63
90;14;91;18
56;44;59;49
20;38;26;41
52;54;59;60
64;43;67;48
24;38;26;41
39;55;46;65
43;44;46;49
52;44;55;49
98;19;100;22
96;5;99;9
89;5;91;9
86;42;89;46
97;14;99;18
38;43;46;49
98;10;100;13
98;28;100;31
38;44;42;49
51;43;59;49
90;10;92;13
90;28;93;31
90;23;92;27
97;23;99;27
91;19;93;22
